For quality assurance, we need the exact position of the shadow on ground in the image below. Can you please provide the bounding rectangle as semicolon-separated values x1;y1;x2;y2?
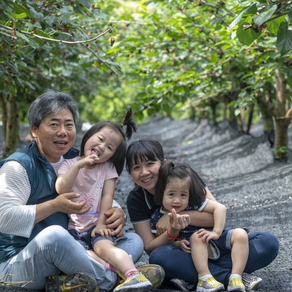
1;117;292;291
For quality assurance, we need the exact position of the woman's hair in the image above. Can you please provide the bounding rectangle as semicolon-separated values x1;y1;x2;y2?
155;161;206;206
28;89;79;127
125;138;164;173
80;109;136;175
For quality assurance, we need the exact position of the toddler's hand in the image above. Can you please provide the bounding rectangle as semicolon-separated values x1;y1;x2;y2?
168;208;190;231
196;228;220;243
180;239;191;253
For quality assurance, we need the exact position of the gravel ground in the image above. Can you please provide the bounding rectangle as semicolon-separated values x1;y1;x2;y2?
1;117;292;291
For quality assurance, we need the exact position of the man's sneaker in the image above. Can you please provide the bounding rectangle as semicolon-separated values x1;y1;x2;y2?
113;272;152;292
170;278;195;291
45;273;99;292
227;277;246;292
137;264;165;289
242;274;262;291
196;276;225;292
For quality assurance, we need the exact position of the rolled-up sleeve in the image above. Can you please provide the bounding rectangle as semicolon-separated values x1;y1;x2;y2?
0;161;36;238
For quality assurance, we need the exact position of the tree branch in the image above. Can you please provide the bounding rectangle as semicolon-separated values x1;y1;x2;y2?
0;24;114;45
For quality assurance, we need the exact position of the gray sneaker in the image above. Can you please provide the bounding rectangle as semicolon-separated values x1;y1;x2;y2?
242;274;262;291
45;273;99;292
137;264;165;289
196;276;225;292
170;278;195;291
113;272;152;292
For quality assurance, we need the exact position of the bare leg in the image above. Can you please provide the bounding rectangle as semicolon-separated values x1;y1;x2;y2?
230;228;249;275
86;250;107;266
94;239;136;275
191;233;210;277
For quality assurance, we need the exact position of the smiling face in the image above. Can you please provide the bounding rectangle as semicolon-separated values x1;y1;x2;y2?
83;126;122;164
130;157;162;195
162;177;190;213
30;108;76;163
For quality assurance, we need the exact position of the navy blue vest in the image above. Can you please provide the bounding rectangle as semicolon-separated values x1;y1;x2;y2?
0;140;79;263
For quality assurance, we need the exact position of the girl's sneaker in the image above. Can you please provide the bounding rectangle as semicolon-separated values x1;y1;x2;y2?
227;277;246;292
196;276;225;292
113;272;152;292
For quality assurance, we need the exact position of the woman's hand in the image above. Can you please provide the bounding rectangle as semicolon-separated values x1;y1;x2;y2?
196;228;221;243
156;213;170;235
104;208;125;237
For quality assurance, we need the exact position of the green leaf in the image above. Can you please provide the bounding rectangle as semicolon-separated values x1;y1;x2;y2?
253;4;277;27
0;64;6;76
35;30;51;39
286;11;292;24
28;7;43;19
229;3;258;29
5;10;18;21
13;3;32;18
16;31;30;43
135;111;144;120
26;38;40;49
103;60;120;67
77;0;91;9
163;103;171;114
147;108;154;117
237;22;261;46
267;16;285;34
7;61;18;73
56;32;72;41
276;21;292;56
106;48;121;54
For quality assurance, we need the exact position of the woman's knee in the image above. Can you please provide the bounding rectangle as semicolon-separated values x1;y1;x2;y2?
249;232;279;258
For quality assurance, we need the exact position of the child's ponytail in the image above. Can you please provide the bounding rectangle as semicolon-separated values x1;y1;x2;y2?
122;109;137;140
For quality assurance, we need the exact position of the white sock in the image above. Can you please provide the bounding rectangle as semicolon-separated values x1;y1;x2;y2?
199;274;212;281
229;274;242;280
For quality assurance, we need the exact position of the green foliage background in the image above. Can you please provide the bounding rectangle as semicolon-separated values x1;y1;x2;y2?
1;0;292;158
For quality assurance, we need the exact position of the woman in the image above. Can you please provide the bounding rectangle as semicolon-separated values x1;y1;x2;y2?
126;138;279;291
0;90;162;292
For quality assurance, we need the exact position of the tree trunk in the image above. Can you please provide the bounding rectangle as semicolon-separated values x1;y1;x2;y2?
246;103;254;134
257;101;274;133
4;94;19;158
273;70;290;160
189;105;196;120
0;92;7;143
274;118;289;160
223;103;227;120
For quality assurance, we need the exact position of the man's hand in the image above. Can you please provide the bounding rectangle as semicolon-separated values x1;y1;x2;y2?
91;224;112;238
54;193;91;214
104;208;125;237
